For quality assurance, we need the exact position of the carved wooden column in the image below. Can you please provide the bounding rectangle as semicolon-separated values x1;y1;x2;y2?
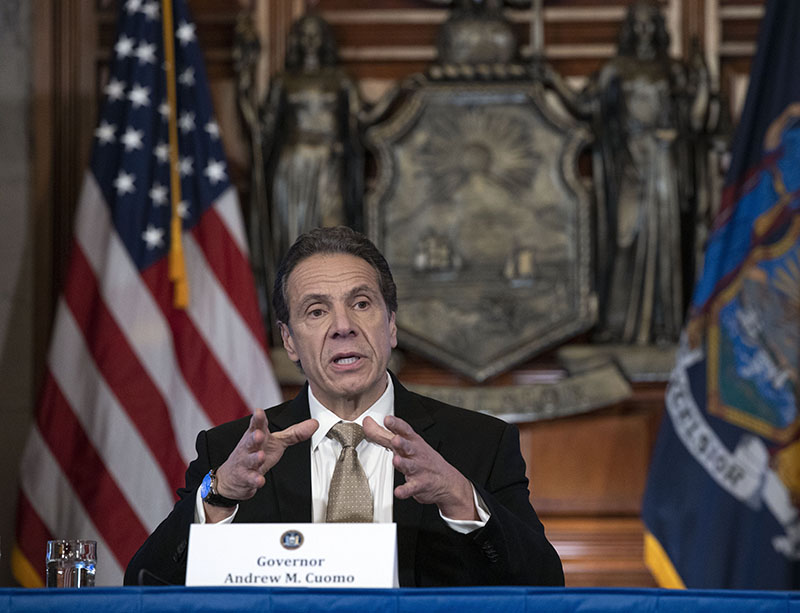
30;0;99;379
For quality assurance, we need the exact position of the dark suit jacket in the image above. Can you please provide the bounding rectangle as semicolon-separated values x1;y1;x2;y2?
124;375;564;587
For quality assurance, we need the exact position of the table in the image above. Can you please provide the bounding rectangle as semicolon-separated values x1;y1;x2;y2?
1;586;798;612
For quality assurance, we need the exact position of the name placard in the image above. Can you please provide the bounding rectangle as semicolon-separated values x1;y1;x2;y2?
185;523;397;588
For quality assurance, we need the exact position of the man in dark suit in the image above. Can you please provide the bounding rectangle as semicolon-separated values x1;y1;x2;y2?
124;227;564;587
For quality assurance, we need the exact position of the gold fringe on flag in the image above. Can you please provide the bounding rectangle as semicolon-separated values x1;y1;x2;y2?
11;544;45;588
644;530;687;589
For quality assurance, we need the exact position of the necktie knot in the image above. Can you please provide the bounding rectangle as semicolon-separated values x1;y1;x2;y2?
327;421;365;449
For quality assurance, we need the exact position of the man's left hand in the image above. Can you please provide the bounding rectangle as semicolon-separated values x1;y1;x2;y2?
363;415;478;521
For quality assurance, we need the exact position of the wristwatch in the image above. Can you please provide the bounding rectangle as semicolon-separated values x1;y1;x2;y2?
200;468;240;507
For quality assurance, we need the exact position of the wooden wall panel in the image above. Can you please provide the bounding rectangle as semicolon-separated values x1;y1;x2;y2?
32;0;769;589
547;516;657;587
522;411;657;515
517;383;665;586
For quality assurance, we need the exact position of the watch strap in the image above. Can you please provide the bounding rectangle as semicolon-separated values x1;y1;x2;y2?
202;468;240;507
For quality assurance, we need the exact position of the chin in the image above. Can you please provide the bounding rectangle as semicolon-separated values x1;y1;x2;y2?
343;381;380;400
339;384;369;398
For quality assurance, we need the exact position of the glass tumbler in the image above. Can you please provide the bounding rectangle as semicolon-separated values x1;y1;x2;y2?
46;539;96;587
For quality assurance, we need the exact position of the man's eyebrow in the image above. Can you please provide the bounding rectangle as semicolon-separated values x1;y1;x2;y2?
296;293;330;310
347;285;380;300
295;286;379;311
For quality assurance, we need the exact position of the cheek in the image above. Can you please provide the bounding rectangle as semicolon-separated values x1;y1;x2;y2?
283;326;321;361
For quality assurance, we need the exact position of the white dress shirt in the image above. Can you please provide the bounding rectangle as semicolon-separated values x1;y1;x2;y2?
195;373;489;533
309;375;395;522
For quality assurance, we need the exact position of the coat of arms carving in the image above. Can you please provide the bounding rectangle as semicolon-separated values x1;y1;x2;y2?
366;74;596;381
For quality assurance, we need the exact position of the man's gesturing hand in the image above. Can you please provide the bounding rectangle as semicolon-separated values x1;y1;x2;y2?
363;415;477;521
215;410;318;501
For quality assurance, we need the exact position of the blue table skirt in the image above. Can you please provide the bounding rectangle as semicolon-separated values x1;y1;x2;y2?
1;586;798;613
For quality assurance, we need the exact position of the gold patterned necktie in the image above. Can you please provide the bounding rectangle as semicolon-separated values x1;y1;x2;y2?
325;421;374;523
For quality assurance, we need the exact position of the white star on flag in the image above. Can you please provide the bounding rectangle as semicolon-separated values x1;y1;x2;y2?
178;111;195;133
114;35;135;59
104;78;127;102
141;1;160;20
178;156;194;177
135;42;157;65
113;170;136;196
154;142;169;163
176;20;197;46
149;183;168;206
204;160;227;185
124;0;143;14
178;67;195;87
95;121;117;145
128;84;151;108
158;100;170;120
141;224;165;249
121;127;144;152
205;120;220;139
177;200;190;219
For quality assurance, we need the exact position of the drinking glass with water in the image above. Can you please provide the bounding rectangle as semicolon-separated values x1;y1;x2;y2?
46;540;96;587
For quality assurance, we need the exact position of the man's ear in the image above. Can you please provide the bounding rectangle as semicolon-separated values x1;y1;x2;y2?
279;321;299;362
389;311;398;349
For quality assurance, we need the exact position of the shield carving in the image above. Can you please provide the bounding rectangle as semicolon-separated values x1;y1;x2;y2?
366;79;596;381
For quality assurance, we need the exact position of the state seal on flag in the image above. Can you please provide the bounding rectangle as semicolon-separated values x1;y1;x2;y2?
706;115;800;446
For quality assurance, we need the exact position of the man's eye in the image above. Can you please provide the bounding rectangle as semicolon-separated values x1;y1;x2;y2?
309;308;325;318
354;300;369;309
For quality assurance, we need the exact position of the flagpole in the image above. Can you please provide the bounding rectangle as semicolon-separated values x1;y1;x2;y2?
161;0;189;308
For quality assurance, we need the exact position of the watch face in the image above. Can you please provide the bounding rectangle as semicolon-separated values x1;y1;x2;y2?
200;472;212;499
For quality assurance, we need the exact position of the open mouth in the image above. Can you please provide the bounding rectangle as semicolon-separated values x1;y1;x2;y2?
333;355;359;365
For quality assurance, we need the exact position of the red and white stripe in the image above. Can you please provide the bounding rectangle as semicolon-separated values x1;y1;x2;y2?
15;173;281;586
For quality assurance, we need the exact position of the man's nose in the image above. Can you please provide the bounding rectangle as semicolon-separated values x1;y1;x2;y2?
329;305;356;337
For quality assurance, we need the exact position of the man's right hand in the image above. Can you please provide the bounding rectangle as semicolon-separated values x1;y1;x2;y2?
215;410;318;501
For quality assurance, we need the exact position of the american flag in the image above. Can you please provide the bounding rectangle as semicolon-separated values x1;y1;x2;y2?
12;0;281;586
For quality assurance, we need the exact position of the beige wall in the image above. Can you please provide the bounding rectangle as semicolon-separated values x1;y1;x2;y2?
0;0;34;588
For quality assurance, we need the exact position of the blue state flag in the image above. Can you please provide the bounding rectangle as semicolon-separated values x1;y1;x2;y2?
642;0;800;589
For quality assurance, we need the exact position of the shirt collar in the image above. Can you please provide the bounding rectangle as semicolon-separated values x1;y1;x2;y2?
308;373;394;451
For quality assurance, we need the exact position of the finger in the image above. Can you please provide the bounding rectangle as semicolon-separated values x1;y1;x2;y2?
245;423;266;452
243;468;266;487
392;453;417;476
390;434;415;457
273;418;319;446
394;482;417;500
244;449;266;471
363;416;394;448
383;415;416;439
248;409;269;433
381;416;419;457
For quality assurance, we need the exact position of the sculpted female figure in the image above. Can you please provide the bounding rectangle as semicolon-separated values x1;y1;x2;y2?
591;0;710;344
261;14;364;266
